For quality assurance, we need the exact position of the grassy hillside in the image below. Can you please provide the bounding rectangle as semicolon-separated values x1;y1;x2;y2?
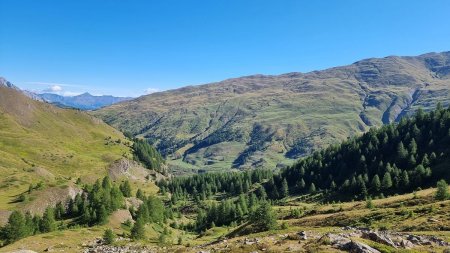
95;51;450;173
0;83;131;214
2;183;449;252
2;97;450;252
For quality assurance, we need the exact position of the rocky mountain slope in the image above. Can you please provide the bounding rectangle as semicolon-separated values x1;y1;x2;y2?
95;52;450;172
38;92;132;110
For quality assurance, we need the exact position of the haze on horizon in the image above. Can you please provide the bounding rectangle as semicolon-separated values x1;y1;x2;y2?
1;0;449;97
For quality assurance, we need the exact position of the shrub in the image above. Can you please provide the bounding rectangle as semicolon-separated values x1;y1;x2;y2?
435;179;449;201
103;228;116;244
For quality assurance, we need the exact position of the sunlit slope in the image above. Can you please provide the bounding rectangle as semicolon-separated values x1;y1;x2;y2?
96;52;450;172
0;84;130;210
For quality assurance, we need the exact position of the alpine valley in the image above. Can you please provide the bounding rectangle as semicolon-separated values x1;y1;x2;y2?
1;52;450;253
95;52;450;174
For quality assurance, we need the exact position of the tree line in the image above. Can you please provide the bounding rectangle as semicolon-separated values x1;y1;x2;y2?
0;177;129;245
277;104;450;200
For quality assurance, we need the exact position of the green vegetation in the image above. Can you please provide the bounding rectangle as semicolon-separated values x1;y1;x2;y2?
0;176;124;245
277;105;450;201
132;138;166;174
103;228;116;244
95;52;450;172
248;201;277;231
435;179;449;200
0;84;130;210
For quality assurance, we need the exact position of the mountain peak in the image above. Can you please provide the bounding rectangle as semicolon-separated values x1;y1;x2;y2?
77;92;92;97
0;77;20;90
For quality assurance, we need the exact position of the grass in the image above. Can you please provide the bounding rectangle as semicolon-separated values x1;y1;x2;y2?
94;53;450;172
3;186;450;252
0;86;130;212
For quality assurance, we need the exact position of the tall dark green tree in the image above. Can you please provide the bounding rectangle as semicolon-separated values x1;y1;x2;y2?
249;201;277;231
2;211;26;244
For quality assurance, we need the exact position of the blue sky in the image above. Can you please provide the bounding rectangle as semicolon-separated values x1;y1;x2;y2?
1;0;449;97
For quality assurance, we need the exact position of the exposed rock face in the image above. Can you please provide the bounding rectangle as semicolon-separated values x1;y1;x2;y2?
321;233;380;253
362;231;397;248
96;52;450;171
108;158;167;182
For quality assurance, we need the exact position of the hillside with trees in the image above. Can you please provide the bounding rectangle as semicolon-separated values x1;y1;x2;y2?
95;52;450;173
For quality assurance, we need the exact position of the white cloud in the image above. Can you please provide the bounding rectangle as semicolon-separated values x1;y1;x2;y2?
62;91;82;97
144;88;160;94
49;85;62;92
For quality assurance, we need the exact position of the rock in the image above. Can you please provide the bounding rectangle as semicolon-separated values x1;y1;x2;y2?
322;233;380;253
362;231;396;248
427;217;439;222
343;241;381;253
298;231;307;240
321;233;351;247
399;239;414;249
406;234;432;246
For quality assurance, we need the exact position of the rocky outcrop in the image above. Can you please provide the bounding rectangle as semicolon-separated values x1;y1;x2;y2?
362;231;397;248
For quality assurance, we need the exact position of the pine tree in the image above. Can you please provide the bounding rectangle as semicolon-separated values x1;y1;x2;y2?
249;201;277;231
309;183;316;193
371;175;381;192
238;194;248;214
401;170;410;188
297;178;306;190
397;141;408;160
102;176;112;190
435;179;449;200
131;217;146;240
96;204;108;225
3;211;26;243
120;180;132;197
40;207;57;233
257;185;267;200
55;202;65;220
280;179;289;198
103;228;116;244
381;172;393;190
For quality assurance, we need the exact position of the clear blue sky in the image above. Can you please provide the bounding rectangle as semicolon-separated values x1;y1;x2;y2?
1;0;449;97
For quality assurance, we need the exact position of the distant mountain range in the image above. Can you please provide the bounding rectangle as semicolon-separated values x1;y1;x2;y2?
95;51;450;173
0;77;131;110
37;92;132;110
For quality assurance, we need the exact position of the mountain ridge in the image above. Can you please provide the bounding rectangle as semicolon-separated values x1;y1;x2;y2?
37;92;132;110
96;51;450;172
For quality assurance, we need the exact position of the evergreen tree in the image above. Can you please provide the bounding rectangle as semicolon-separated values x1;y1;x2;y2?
309;183;316;193
297;178;306;190
381;172;393;190
257;185;267;200
397;141;408;160
3;211;26;243
40;207;57;233
55;202;65;220
401;170;410;188
96;204;109;225
280;179;289;198
371;175;381;192
120;180;132;197
435;179;449;200
249;201;277;231
131;217;146;240
103;228;116;244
